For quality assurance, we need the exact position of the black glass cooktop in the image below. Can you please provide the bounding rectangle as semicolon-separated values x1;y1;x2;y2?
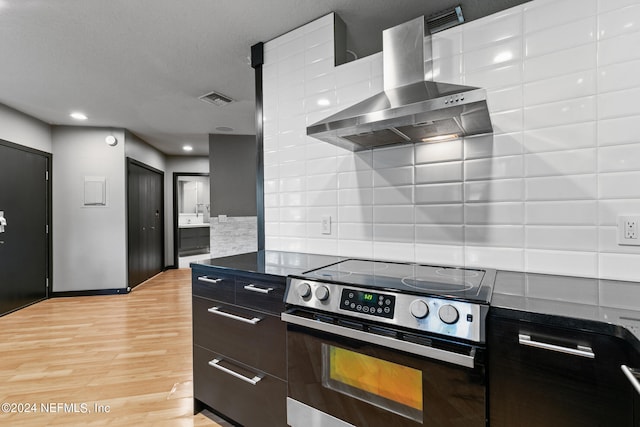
301;259;494;304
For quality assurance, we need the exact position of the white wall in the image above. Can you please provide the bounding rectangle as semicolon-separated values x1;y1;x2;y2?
52;126;127;291
125;130;166;171
262;1;640;283
0;103;51;152
165;156;209;265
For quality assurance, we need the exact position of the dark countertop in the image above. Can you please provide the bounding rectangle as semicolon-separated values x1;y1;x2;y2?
191;250;344;280
191;251;640;350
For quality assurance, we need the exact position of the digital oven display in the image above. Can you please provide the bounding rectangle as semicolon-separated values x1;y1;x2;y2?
340;289;395;319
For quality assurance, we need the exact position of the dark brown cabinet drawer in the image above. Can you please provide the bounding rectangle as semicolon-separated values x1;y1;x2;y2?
191;269;235;303
236;278;286;314
193;345;287;427
193;296;286;379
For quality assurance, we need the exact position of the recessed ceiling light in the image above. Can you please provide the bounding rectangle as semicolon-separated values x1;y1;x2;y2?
216;126;234;132
105;135;118;146
70;112;88;120
183;145;193;152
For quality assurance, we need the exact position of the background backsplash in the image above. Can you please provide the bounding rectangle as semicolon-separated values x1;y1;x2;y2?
262;0;640;282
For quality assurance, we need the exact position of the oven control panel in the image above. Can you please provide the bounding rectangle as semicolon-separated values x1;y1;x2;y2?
339;288;395;319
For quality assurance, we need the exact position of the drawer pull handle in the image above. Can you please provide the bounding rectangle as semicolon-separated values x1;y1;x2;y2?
518;334;595;358
198;276;222;284
244;284;274;294
208;358;263;386
208;306;262;325
621;365;640;396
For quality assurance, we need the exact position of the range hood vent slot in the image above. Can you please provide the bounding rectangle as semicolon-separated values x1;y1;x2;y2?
426;5;464;34
199;91;234;107
306;13;493;152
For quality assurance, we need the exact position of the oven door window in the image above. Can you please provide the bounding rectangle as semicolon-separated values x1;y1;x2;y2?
322;344;423;423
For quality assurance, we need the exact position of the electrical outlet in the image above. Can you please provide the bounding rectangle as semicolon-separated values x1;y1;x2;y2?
618;215;640;246
321;215;332;235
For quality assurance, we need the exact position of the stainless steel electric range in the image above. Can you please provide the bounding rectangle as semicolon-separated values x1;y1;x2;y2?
282;258;496;427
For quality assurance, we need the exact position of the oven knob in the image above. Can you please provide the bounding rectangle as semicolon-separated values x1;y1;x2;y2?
315;285;330;301
410;300;429;319
439;304;459;324
297;282;311;298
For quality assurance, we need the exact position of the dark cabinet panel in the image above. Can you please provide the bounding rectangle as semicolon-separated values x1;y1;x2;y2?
193;345;287;427
489;315;636;427
235;277;286;314
193;296;286;379
178;227;210;256
191;268;235;304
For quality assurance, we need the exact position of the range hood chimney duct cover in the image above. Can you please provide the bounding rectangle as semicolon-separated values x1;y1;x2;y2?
307;13;493;152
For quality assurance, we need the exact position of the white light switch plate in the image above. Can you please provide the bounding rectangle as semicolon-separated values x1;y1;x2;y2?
321;215;331;235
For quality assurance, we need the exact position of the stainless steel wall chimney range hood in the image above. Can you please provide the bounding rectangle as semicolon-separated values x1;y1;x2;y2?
307;15;493;151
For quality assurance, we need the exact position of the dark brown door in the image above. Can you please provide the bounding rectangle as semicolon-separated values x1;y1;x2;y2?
127;159;163;288
0;140;50;315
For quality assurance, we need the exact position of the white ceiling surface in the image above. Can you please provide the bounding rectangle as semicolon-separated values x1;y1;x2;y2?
0;0;527;156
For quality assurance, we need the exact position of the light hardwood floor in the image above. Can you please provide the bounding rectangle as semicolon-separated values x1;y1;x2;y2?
0;269;224;426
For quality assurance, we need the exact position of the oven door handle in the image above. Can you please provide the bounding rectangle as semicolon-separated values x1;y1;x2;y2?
281;312;475;369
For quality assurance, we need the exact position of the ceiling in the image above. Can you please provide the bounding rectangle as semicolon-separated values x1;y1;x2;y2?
0;0;530;156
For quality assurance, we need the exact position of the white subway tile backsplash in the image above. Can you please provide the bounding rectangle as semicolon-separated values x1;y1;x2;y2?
526;226;598;251
524;44;596;82
523;122;597;153
598;87;640;120
373;144;414;169
525;148;596;177
598;3;640;40
415;244;465;266
465;203;524;224
465;246;525;270
524;96;596;130
465;179;524;202
525;17;596;58
598;30;640;66
415;139;463;164
490;109;524;135
466;225;524;247
525;174;597;200
598;59;640;93
463;8;523;51
262;4;640;281
415;225;464;245
415;183;463;204
415;205;464;224
464;38;522;73
598;116;640;146
374;166;414;187
599;171;640;198
524;0;597;34
524;71;597;106
598;276;640;306
525;201;597;225
465;64;523;90
338;170;373;189
465;155;524;181
415;162;462;184
338;188;373;206
464;133;523;159
487;86;523;113
374;186;413;205
525;249;598;276
374;205;414;224
599;143;640;172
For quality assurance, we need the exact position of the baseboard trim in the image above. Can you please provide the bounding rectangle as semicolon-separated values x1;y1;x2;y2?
50;288;129;298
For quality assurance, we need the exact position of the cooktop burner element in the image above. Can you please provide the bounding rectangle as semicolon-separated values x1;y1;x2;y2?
284;258;496;343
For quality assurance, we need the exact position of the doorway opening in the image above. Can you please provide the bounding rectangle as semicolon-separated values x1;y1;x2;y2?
173;173;211;269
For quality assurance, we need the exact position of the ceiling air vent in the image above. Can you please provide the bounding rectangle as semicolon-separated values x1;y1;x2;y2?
426;5;464;34
199;91;234;107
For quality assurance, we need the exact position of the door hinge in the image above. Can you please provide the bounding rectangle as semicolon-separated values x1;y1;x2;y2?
46;170;49;181
46;278;49;288
46;224;49;234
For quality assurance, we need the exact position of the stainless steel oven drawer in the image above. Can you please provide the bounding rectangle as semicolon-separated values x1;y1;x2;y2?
193;345;287;427
192;296;286;379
